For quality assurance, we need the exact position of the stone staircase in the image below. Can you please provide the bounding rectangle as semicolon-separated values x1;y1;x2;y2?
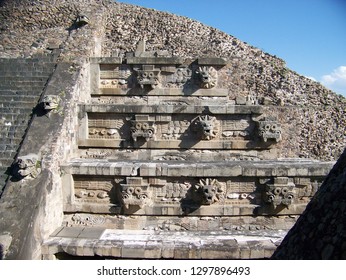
0;56;57;193
42;45;334;259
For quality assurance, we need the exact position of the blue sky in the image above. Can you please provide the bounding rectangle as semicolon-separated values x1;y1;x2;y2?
118;0;346;96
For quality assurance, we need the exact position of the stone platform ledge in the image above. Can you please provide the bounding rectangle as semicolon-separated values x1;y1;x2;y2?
82;104;262;115
42;227;285;260
60;159;335;177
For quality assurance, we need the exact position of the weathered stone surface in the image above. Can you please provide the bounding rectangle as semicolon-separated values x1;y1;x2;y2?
0;0;345;260
272;148;346;259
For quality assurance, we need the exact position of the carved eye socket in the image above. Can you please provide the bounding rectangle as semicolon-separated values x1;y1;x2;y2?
142;123;149;130
286;194;294;200
138;194;147;200
265;124;271;131
127;187;135;194
268;195;275;202
142;72;148;78
271;124;277;131
135;123;142;129
281;187;289;194
274;187;281;195
148;72;154;77
134;187;142;195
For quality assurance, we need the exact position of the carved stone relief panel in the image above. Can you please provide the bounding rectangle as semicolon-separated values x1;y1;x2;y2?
94;57;226;95
134;65;161;89
88;114;126;140
166;67;192;88
13;153;41;179
99;64;133;89
194;115;220;140
65;174;324;216
263;176;322;206
83;111;265;150
41;95;61;111
262;177;295;208
130;115;156;142
257;117;282;143
73;176;118;206
120;177;152;209
293;178;321;202
194;178;226;205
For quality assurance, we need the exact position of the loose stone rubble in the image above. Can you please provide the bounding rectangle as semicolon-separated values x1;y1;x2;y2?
0;0;345;260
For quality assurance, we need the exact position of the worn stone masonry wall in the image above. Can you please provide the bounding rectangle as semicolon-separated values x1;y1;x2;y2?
101;3;345;161
0;0;112;60
0;0;345;160
272;148;346;259
0;0;345;260
0;61;89;259
0;55;57;193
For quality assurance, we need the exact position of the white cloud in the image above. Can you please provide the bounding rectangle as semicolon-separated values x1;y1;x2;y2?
320;66;346;96
305;76;316;82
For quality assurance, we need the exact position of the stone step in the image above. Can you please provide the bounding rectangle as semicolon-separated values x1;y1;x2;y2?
0;143;18;153
0;60;56;71
0;137;23;146
0;124;29;134
0;94;41;103
0;76;49;82
0;171;9;191
42;227;284;259
0;107;33;115
0;101;36;109
0;158;15;167
0;113;32;123
0;71;52;78
0;149;17;159
0;81;47;90
0;131;23;140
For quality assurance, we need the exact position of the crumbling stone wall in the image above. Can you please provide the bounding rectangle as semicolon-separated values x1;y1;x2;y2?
101;3;345;161
0;0;112;60
272;148;346;259
0;0;345;260
1;0;345;161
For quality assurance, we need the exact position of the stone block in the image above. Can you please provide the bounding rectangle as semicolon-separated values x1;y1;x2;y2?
144;241;162;259
173;243;190;259
197;57;227;66
42;254;57;260
56;227;84;238
140;163;157;176
200;246;231;259
111;242;122;257
161;242;175;258
167;164;196;177
75;239;88;256
120;164;134;176
78;228;105;239
122;241;146;258
239;242;251;259
126;57;184;65
296;168;309;176
236;96;247;105
91;57;122;64
248;241;264;259
100;241;113;256
82;240;96;256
